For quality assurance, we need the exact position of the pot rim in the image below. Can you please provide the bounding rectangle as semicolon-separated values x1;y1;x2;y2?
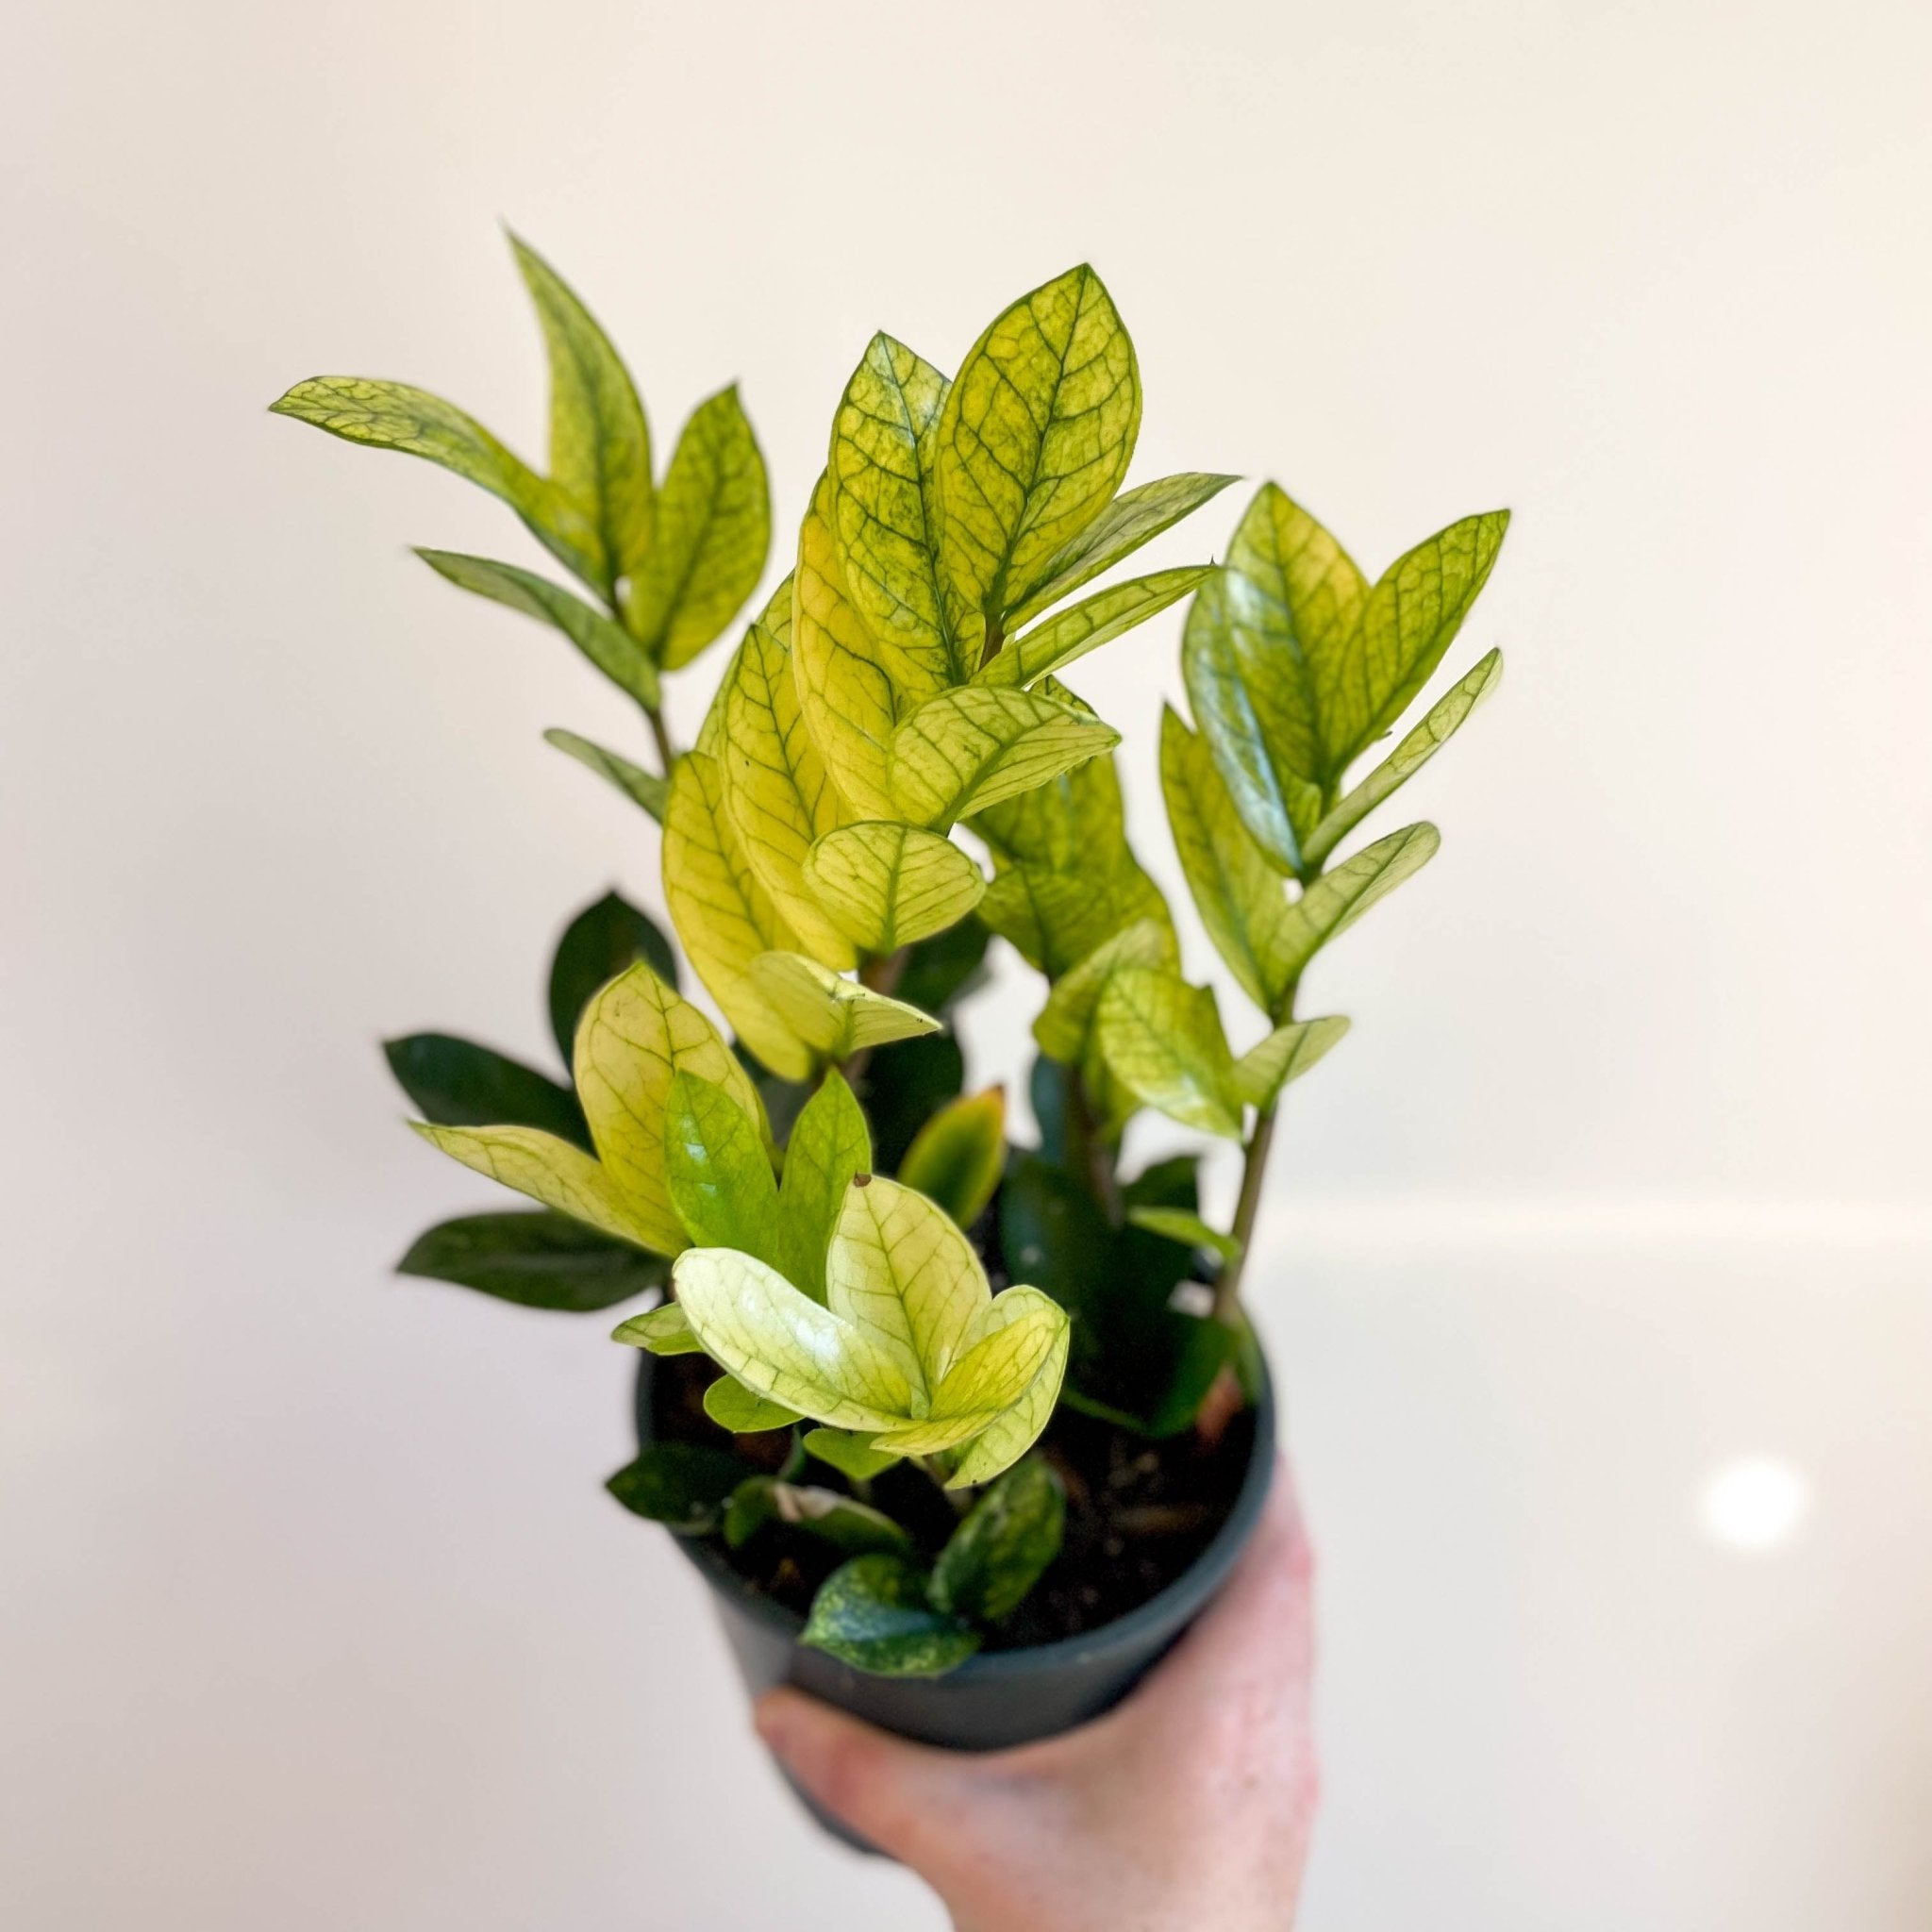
642;1353;1276;1683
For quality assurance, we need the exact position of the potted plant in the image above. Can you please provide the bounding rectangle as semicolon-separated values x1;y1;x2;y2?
275;239;1507;1831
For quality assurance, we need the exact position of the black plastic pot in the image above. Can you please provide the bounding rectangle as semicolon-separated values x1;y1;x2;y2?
633;1354;1276;1850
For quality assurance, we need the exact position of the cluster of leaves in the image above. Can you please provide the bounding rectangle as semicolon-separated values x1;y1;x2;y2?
280;245;1508;1675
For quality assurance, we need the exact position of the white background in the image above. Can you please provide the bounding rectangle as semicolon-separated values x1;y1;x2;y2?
4;1;1929;1925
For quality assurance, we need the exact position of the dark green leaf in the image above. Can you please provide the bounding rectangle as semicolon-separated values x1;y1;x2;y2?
548;891;678;1067
606;1442;746;1532
801;1554;981;1677
929;1457;1065;1622
854;1030;964;1174
892;914;991;1014
1029;1056;1070;1164
383;1033;589;1148
397;1209;666;1311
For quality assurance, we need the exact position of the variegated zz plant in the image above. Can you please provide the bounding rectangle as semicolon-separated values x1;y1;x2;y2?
276;239;1506;1676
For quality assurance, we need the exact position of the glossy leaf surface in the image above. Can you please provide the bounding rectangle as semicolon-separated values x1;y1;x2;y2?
398;1210;667;1312
801;1554;980;1676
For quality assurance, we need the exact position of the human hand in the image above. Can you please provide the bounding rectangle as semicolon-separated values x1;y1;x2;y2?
755;1458;1318;1932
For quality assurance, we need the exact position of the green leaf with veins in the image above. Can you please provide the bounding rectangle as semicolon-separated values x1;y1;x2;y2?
1182;566;1325;875
749;952;942;1061
548;891;679;1069
1158;705;1299;1018
1318;510;1508;776
1124;1206;1241;1262
975;566;1211;689
269;376;605;590
409;1120;669;1252
625;386;771;668
607;1443;745;1532
803;1427;902;1483
724;1477;914;1557
509;233;654;589
896;1087;1007;1229
1094;967;1244;1140
1005;472;1240;627
1274;823;1441;978
1302;649;1502;868
802;822;986;955
802;1554;981;1676
415;549;659;706
934;265;1141;643
383;1033;589;1148
703;1374;804;1433
399;1210;667;1311
929;1456;1065;1622
774;1069;873;1304
662;1072;784;1265
542;729;668;823
829;333;959;685
1231;1014;1351;1110
610;1298;705;1353
888;685;1121;829
1032;918;1174;1071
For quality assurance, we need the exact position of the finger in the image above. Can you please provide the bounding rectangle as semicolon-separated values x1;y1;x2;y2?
754;1687;991;1864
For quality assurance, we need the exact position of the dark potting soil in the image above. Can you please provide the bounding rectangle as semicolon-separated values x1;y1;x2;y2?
653;1349;1257;1649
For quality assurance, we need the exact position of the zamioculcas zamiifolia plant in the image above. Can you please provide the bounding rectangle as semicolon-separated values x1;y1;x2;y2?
277;241;1506;1687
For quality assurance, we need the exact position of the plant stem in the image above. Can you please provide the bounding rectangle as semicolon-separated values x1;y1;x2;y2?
976;615;1006;673
1214;1102;1277;1323
643;700;677;774
1064;1066;1122;1221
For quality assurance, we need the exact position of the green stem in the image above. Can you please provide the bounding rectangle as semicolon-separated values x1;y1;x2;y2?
1064;1065;1122;1222
643;700;677;775
1214;1103;1276;1323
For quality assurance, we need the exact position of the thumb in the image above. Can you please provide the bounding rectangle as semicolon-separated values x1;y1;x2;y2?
755;1686;983;1863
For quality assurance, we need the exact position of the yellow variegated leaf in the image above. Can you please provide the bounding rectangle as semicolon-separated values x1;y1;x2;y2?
721;618;855;968
662;750;814;1080
1159;705;1298;1019
1318;510;1508;774
1005;472;1240;627
749;952;942;1062
793;475;901;818
409;1121;674;1253
1094;967;1244;1140
888;686;1120;829
1302;650;1503;868
874;1287;1071;1481
1231;1013;1352;1110
269;376;604;591
825;1174;989;1405
571;962;764;1248
625;386;771;668
940;1291;1072;1488
829;334;960;687
1032;917;1175;1066
934;265;1141;639
610;1300;703;1355
802;822;986;954
975;566;1210;689
895;1088;1007;1230
671;1248;914;1429
1274;823;1441;979
978;856;1171;980
509;233;654;587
